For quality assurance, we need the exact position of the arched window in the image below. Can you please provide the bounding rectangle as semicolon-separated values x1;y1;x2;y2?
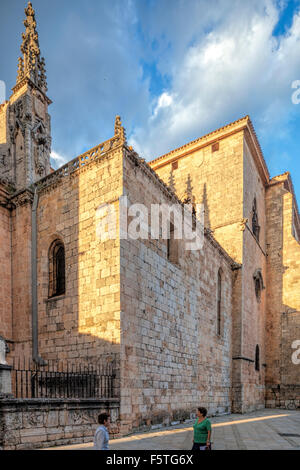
49;239;65;298
253;269;264;302
252;198;260;242
255;345;260;371
217;269;222;336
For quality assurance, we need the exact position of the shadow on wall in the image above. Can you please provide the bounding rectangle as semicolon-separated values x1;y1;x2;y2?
265;184;300;410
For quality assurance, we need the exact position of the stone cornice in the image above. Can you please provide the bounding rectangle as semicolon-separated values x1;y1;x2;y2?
1;129;124;200
0;179;16;208
33;135;124;195
9;188;34;208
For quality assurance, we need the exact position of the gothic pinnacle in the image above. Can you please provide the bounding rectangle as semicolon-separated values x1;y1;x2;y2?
114;115;127;144
16;1;48;94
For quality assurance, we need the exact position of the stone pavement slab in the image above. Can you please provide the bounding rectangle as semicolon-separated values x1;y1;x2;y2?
42;409;300;451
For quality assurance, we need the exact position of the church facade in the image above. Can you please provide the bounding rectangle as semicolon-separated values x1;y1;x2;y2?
0;3;299;436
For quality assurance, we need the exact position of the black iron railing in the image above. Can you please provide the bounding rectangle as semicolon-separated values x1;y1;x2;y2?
10;358;117;399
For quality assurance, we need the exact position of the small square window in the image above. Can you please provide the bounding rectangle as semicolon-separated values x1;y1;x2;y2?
172;161;178;171
212;142;219;152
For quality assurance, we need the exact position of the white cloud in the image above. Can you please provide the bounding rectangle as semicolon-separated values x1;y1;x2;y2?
129;0;300;160
151;92;173;119
157;92;173;109
50;150;69;169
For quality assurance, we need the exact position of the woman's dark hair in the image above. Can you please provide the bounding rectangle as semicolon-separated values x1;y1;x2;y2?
98;413;110;424
198;407;207;417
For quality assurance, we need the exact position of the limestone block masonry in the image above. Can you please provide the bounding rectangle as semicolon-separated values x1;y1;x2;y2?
0;2;299;442
0;398;120;450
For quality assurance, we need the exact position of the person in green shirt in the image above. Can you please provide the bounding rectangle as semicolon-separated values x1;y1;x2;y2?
192;407;212;450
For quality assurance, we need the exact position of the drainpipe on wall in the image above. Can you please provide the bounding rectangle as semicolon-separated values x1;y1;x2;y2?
31;186;46;366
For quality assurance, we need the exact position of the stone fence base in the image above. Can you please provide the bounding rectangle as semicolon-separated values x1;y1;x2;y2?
0;398;120;450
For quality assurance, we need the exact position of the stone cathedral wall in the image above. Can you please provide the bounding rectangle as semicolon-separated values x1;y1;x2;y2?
0;113;299;439
119;150;234;435
6;144;124;372
240;139;266;411
0;188;12;341
35;147;123;365
149;120;268;412
265;177;300;409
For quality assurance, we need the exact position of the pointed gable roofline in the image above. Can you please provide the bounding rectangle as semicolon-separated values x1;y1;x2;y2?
149;115;270;185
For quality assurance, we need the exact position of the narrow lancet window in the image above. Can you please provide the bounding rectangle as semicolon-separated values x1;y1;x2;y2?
255;345;260;371
49;239;65;298
217;269;222;336
252;198;260;242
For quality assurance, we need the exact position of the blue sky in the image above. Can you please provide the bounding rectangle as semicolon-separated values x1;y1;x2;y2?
0;0;300;203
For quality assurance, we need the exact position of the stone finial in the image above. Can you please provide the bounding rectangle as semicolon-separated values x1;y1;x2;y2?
16;1;48;93
25;1;35;17
16;57;24;83
114;115;127;144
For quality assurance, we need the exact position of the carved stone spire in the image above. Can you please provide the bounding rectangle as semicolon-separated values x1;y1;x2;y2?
16;2;48;93
1;2;52;190
114;115;127;144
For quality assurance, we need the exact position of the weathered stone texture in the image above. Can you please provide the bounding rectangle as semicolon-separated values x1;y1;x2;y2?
0;84;52;189
0;398;120;450
150;130;244;263
265;175;300;408
238;139;266;411
120;149;234;434
33;147;123;364
0;111;299;438
0;201;12;341
149;118;270;413
1;10;300;437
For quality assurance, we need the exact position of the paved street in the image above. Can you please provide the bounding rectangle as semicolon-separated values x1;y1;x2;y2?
43;409;300;450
